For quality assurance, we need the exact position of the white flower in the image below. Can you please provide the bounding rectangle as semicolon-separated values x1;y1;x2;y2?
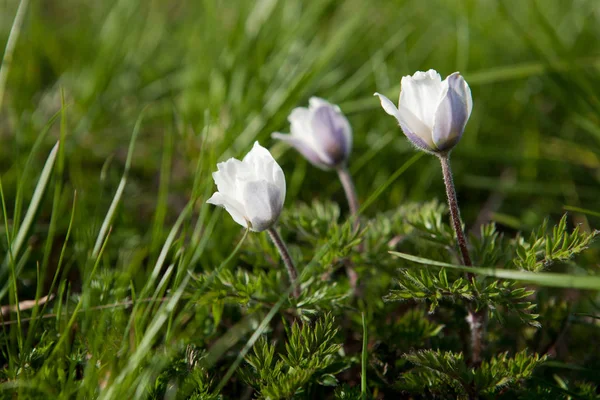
272;97;352;169
374;69;472;154
207;142;286;232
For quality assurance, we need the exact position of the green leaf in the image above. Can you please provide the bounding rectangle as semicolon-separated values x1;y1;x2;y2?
563;205;600;218
0;141;60;301
390;251;600;290
512;214;599;272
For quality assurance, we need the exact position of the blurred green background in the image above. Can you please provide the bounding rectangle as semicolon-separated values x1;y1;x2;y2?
2;0;600;397
2;0;600;238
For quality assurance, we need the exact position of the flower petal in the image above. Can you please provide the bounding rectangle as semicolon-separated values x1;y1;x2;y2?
206;192;248;229
241;180;283;232
288;107;313;139
241;141;286;208
374;92;436;151
432;73;471;151
374;92;402;121
308;97;332;109
272;132;328;169
213;158;245;199
270;148;286;206
399;69;443;129
310;105;352;166
242;141;276;181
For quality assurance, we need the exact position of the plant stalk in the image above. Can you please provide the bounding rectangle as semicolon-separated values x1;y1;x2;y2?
438;155;472;269
438;154;484;366
337;166;360;226
337;166;361;287
267;227;300;298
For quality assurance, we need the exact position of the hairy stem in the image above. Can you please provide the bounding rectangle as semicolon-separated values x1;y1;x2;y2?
267;227;300;298
337;167;360;225
337;166;361;288
438;155;472;268
438;154;484;366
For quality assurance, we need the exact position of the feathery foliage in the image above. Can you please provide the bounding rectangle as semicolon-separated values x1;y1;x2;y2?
1;0;600;398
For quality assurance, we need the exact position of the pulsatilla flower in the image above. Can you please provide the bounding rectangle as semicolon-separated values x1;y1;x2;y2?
207;142;286;232
375;69;472;154
272;97;352;169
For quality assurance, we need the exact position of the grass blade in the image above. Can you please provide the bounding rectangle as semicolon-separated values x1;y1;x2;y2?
98;274;191;400
0;142;60;289
390;251;600;290
0;0;30;110
361;312;368;399
92;110;144;258
563;205;600;218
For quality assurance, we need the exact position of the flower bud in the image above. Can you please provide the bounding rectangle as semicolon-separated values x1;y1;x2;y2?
272;97;352;169
207;142;286;232
374;70;472;154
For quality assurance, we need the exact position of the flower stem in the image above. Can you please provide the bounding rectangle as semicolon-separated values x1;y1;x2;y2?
337;167;360;226
438;155;472;269
337;166;361;288
267;227;300;298
438;154;484;366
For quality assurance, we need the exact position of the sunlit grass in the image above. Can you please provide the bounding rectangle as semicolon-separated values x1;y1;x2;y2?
1;0;600;398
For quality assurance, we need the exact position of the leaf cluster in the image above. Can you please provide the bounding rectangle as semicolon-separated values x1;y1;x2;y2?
383;268;539;327
513;215;599;272
280;200;363;271
383;267;473;312
148;347;221;400
397;349;547;399
190;257;349;320
240;313;347;399
405;200;455;247
386;214;599;329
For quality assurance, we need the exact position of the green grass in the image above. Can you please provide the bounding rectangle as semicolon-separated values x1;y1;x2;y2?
1;0;600;398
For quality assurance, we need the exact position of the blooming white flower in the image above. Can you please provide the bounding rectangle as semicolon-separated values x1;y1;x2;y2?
374;70;472;154
207;142;286;232
272;97;352;169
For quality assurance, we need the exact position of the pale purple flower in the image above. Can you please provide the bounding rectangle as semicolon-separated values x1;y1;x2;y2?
375;70;472;154
207;142;286;232
272;97;352;169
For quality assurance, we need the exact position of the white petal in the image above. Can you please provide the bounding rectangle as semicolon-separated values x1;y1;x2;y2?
456;73;473;118
308;97;330;109
308;97;342;113
288;107;313;139
271;156;286;207
206;192;249;229
399;69;444;129
288;107;325;159
432;73;471;151
291;106;335;165
309;105;352;166
241;142;286;204
243;141;273;162
272;132;328;169
213;158;245;199
242;141;275;180
375;92;435;150
328;105;352;156
374;92;403;122
241;180;283;232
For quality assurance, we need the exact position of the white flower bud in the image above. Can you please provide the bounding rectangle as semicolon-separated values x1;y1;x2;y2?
207;142;286;232
272;97;352;169
375;70;472;154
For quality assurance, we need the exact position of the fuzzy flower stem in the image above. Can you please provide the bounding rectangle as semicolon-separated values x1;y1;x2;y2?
337;166;360;226
439;155;472;268
438;154;484;366
336;166;361;289
267;227;300;299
